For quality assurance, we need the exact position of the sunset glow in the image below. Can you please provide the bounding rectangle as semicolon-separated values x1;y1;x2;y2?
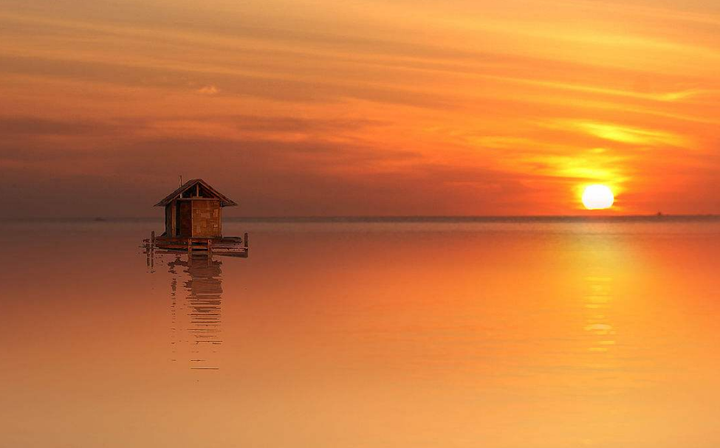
1;0;719;217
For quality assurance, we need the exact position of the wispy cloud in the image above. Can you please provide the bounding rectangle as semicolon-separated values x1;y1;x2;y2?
197;85;219;95
569;121;690;148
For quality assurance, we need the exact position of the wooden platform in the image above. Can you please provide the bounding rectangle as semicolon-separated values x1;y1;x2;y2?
143;232;249;258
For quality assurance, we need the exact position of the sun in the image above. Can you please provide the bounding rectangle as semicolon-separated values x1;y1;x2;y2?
582;184;614;210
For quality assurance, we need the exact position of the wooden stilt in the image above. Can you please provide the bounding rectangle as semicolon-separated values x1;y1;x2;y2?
146;231;155;270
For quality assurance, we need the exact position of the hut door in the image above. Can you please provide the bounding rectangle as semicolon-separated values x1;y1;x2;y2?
177;201;193;237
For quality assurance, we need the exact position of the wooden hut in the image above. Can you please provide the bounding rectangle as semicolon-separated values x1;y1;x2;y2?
155;178;236;238
146;179;248;257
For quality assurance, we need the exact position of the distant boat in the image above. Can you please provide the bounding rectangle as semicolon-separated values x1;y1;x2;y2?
94;217;107;222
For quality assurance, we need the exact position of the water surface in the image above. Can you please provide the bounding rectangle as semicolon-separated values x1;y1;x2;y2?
1;220;719;447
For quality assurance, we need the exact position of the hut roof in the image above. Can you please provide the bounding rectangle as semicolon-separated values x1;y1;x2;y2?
155;179;238;207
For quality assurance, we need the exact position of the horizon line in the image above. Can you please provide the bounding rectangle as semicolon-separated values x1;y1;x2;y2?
2;214;719;223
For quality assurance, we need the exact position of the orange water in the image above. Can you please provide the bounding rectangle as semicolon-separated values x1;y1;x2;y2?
1;220;719;447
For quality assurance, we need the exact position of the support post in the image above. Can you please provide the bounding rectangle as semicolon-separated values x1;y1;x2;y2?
187;238;192;255
146;231;155;270
150;231;156;267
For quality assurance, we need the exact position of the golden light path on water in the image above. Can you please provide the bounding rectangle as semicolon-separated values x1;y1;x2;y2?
1;219;720;447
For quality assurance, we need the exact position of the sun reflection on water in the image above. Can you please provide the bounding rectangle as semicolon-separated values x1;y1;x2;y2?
583;276;616;358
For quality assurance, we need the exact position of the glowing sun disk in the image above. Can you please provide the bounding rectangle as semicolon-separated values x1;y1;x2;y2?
582;184;614;210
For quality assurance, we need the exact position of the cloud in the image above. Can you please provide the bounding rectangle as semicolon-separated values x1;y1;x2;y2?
571;121;689;148
0;117;113;136
197;85;219;95
0;132;538;217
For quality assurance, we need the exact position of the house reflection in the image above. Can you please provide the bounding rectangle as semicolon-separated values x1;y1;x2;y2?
168;255;223;371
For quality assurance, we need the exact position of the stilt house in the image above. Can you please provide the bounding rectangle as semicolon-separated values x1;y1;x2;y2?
155;179;237;238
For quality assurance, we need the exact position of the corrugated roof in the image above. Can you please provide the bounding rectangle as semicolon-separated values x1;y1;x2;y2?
154;179;238;207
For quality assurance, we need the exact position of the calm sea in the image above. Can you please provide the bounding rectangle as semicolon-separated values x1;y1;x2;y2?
1;218;719;447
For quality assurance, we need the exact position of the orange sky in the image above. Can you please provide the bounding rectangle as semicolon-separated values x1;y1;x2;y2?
1;0;719;217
